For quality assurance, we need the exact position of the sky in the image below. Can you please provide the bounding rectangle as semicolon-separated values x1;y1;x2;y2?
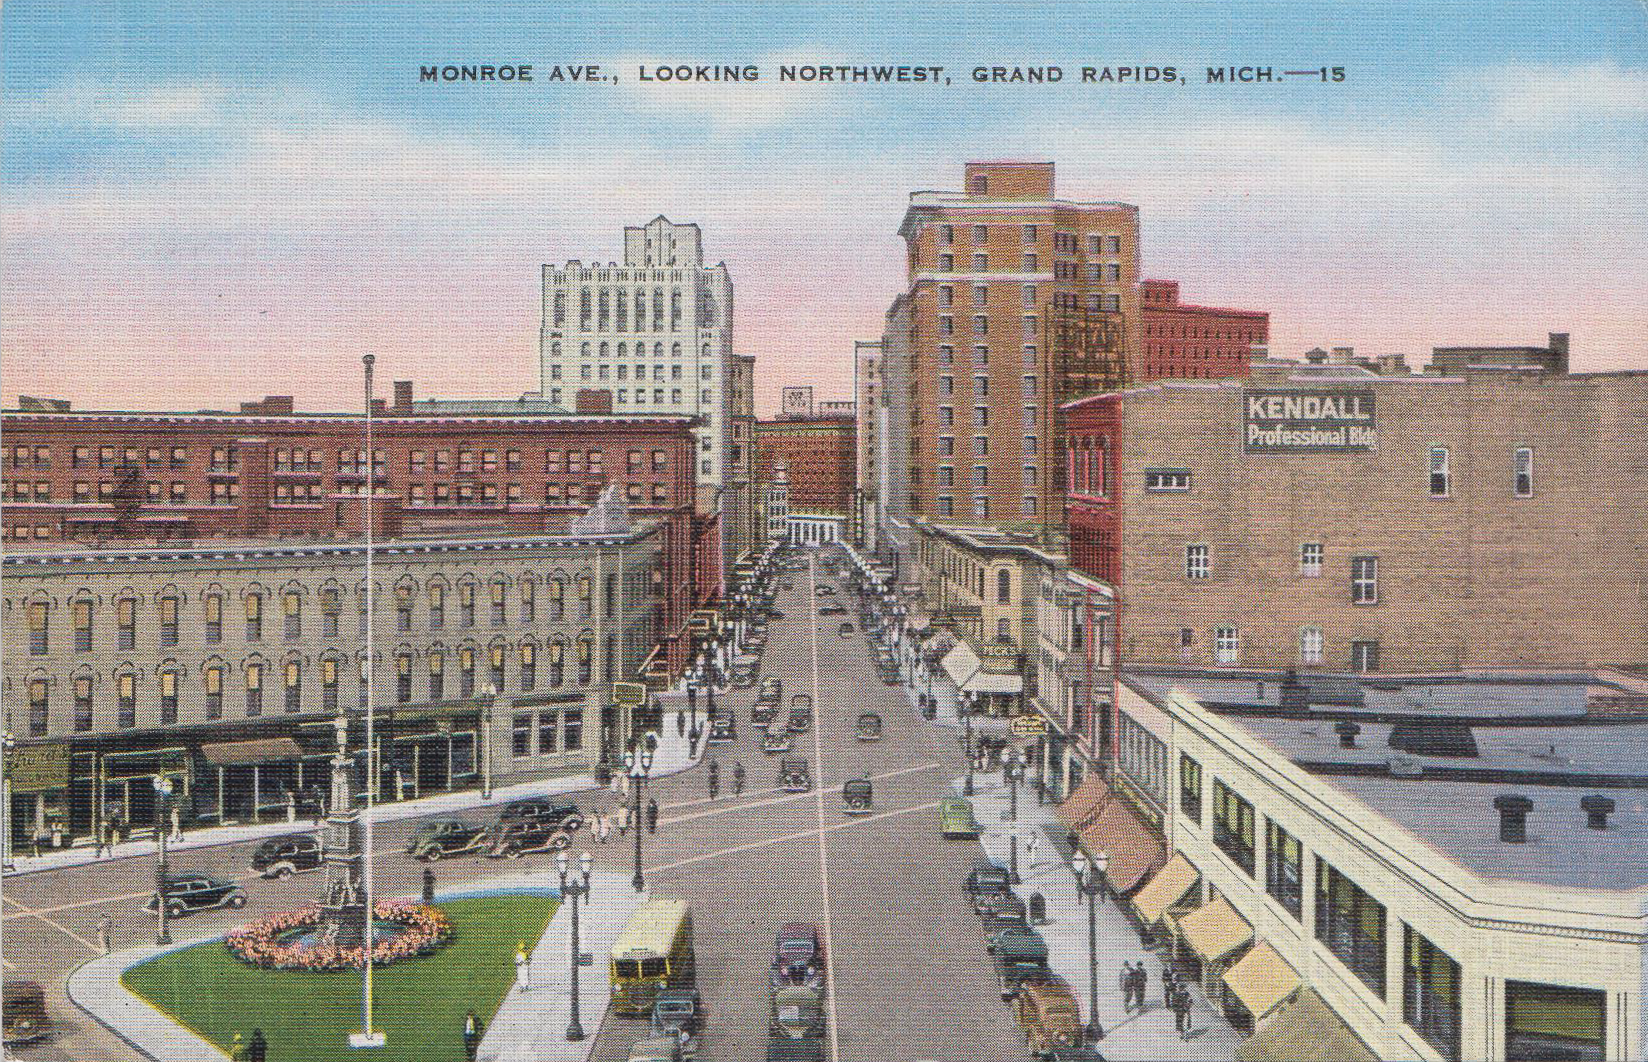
3;0;1646;416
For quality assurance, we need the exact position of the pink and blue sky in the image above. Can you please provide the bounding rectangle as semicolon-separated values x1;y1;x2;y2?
3;1;1645;415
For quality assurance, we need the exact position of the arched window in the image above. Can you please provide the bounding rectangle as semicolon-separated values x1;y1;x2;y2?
548;638;566;687
547;577;566;620
576;635;593;685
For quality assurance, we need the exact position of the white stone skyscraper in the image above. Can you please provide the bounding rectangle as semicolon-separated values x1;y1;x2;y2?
541;217;746;562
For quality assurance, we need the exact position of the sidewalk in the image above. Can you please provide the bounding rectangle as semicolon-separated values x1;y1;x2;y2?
66;870;603;1062
477;870;641;1062
7;705;705;879
964;774;1245;1061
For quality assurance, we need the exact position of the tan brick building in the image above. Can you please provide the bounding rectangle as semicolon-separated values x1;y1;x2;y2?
1065;356;1648;672
896;161;1141;528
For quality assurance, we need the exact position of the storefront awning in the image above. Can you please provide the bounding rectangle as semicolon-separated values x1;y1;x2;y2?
1131;852;1200;925
1222;941;1301;1022
964;670;1022;695
200;737;305;767
1077;796;1165;895
1056;773;1111;834
1235;988;1378;1062
1175;894;1253;964
941;641;982;687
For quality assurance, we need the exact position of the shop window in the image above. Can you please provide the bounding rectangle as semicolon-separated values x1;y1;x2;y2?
1315;858;1387;998
1212;779;1256;875
1265;819;1303;918
1504;982;1604;1062
564;707;584;751
512;714;532;758
538;711;559;754
1404;927;1462;1061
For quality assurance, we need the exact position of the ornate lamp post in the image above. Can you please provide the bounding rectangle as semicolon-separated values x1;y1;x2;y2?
1004;749;1026;883
961;694;976;797
557;850;594;1041
625;737;656;892
481;682;497;801
1071;849;1109;1043
153;775;175;944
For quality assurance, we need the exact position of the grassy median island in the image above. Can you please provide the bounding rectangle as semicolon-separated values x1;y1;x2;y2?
122;893;558;1062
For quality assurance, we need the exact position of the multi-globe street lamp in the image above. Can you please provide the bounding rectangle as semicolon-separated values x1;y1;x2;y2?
1003;749;1027;883
625;737;656;892
153;775;175;944
556;850;594;1042
1071;849;1110;1044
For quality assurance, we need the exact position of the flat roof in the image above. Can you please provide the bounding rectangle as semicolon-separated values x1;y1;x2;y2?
1124;667;1648;892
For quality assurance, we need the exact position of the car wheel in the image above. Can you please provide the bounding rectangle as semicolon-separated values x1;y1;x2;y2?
425;848;442;862
228;893;247;908
274;865;294;879
506;847;522;860
167;901;185;918
566;816;583;831
553;833;571;851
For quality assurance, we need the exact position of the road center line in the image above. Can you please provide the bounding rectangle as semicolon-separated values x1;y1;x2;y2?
644;799;941;877
809;554;843;1062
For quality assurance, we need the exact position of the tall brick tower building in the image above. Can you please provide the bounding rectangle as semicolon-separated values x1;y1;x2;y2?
895;162;1140;533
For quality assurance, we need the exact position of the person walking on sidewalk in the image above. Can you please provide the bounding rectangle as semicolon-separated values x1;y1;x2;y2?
1131;963;1149;1012
514;941;531;992
98;913;113;955
617;803;631;837
1119;962;1134;1013
707;759;720;799
1162;965;1176;1009
1171;982;1193;1038
646;797;659;834
463;1009;483;1061
732;761;746;796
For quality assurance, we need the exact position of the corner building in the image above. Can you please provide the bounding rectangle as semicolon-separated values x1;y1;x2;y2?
897;162;1141;526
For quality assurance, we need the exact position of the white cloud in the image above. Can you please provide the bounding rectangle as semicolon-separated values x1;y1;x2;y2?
1478;61;1648;125
8;79;232;129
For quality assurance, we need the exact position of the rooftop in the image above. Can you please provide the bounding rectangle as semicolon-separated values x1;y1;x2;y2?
1123;666;1648;892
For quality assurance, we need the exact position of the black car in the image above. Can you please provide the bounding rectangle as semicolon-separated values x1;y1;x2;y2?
980;893;1030;935
143;875;247;918
1050;1047;1107;1061
651;987;704;1039
779;758;812;793
406;818;489;861
770;922;825;988
486;818;573;858
250;833;323;878
498;798;583;832
818;603;847;616
707;711;737;743
964;860;1014;900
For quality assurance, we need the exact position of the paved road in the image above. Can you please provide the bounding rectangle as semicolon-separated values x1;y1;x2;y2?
3;548;1033;1062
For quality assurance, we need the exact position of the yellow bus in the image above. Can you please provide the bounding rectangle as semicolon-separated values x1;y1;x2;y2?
610;898;696;1016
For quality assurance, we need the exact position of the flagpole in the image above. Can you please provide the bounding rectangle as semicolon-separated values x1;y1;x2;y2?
351;354;385;1048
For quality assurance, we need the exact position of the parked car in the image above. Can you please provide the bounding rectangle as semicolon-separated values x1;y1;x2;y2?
757;678;783;706
964;860;1014;901
707;711;737;744
939;796;980;838
779;758;812;793
628;1034;687;1062
406;819;489;861
837;621;854;636
248;833;323;878
651;987;703;1039
769;983;826;1040
976;886;1026;920
733;663;759;688
753;699;779;729
485;818;572;858
497;798;583;832
1017;978;1085;1058
762;729;793;754
143;875;247;918
786;701;813;734
981;894;1031;937
766;1033;826;1061
855;712;882;740
842;777;873;815
1049;1047;1107;1061
818;603;847;616
2;981;51;1047
814;585;835;595
994;931;1054;999
770;923;825;988
988;925;1047;956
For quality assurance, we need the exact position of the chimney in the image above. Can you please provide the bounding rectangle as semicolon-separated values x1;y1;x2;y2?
393;380;413;413
1330;346;1355;364
1580;795;1615;830
1493;795;1533;843
1548;332;1570;374
1334;721;1361;749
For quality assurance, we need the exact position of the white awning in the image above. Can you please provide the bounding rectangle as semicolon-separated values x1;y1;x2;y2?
941;641;981;687
964;671;1022;695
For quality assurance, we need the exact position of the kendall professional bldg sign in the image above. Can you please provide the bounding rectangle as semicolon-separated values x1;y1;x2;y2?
1244;389;1376;452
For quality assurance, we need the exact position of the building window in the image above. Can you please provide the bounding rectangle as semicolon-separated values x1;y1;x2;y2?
564;707;583;751
396;653;413;703
1315;858;1387;999
1429;446;1451;497
548;640;565;687
28;601;49;655
1185;544;1210;580
160;594;180;647
245;663;263;717
426;651;444;700
1300;542;1323;576
245;593;263;641
1514;447;1534;497
323;658;339;712
285;661;302;713
512;714;532;758
520;581;535;623
1351;556;1378;604
490;644;506;691
117;597;137;650
281;591;300;639
1351;640;1380;673
1265;819;1303;917
519;643;536;692
1300;627;1324;665
1144;469;1191;492
577;637;593;685
1179;754;1203;824
996;569;1012;604
538;710;559;754
454;646;473;696
1214;626;1240;664
205;665;223;719
1404;927;1462;1062
160;670;178;725
116;672;137;728
1212;780;1256;875
1504;982;1604;1062
459;583;476;627
72;676;93;732
490;580;507;625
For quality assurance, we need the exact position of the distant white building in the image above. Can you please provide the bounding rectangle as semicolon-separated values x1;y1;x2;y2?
763;461;789;542
781;386;814;419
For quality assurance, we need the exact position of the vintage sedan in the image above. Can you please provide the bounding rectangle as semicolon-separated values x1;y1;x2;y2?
981;894;1031;937
779;758;812;793
651;988;704;1039
769;984;826;1040
963;860;1014;901
762;728;794;754
818;603;847;616
766;1033;826;1061
143;876;247;918
842;778;873;815
855;712;882;741
250;833;323;878
939;796;980;838
988;925;1047;956
1017;978;1085;1059
786;700;813;734
406;819;489;861
497;798;583;832
707;711;737;744
628;1034;688;1062
485;818;572;858
770;923;825;988
994;932;1054;1000
2;981;51;1048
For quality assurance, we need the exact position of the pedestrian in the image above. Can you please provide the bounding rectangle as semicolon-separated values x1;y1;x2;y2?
1132;963;1149;1012
1119;962;1134;1013
285;789;297;823
98;913;113;955
617;803;631;837
228;1032;248;1061
707;759;720;799
732;761;746;796
676;708;686;737
422;867;436;906
462;1009;483;1061
170;803;183;842
609;770;623;797
514;941;531;992
646;797;658;834
248;1028;267;1062
1163;965;1176;1009
1172;983;1193;1039
1025;833;1040;868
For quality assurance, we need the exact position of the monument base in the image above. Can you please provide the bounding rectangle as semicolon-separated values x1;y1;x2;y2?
348;1031;387;1048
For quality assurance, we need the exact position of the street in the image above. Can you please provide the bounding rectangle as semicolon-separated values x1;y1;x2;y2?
3;552;1034;1062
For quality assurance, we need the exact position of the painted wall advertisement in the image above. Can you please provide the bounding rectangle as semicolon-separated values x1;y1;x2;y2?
1243;389;1377;452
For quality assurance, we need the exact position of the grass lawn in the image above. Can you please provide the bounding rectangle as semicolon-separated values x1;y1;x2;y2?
122;893;558;1062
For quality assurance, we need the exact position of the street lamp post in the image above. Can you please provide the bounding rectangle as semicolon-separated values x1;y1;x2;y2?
625;738;656;893
153;775;174;944
1071;850;1109;1043
961;697;976;797
1004;750;1025;883
481;682;497;801
556;850;594;1042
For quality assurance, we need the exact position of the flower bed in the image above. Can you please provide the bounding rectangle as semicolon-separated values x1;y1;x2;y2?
225;900;453;971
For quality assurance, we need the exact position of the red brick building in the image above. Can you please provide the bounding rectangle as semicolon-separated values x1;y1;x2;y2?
1;397;720;673
754;417;856;515
1139;279;1268;381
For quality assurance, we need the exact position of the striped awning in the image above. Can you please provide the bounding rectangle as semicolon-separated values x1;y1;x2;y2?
1055;773;1111;834
1131;852;1200;926
1077;796;1165;895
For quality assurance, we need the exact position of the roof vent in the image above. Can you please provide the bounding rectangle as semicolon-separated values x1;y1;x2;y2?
1493;794;1533;844
1334;721;1361;749
1580;795;1615;830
